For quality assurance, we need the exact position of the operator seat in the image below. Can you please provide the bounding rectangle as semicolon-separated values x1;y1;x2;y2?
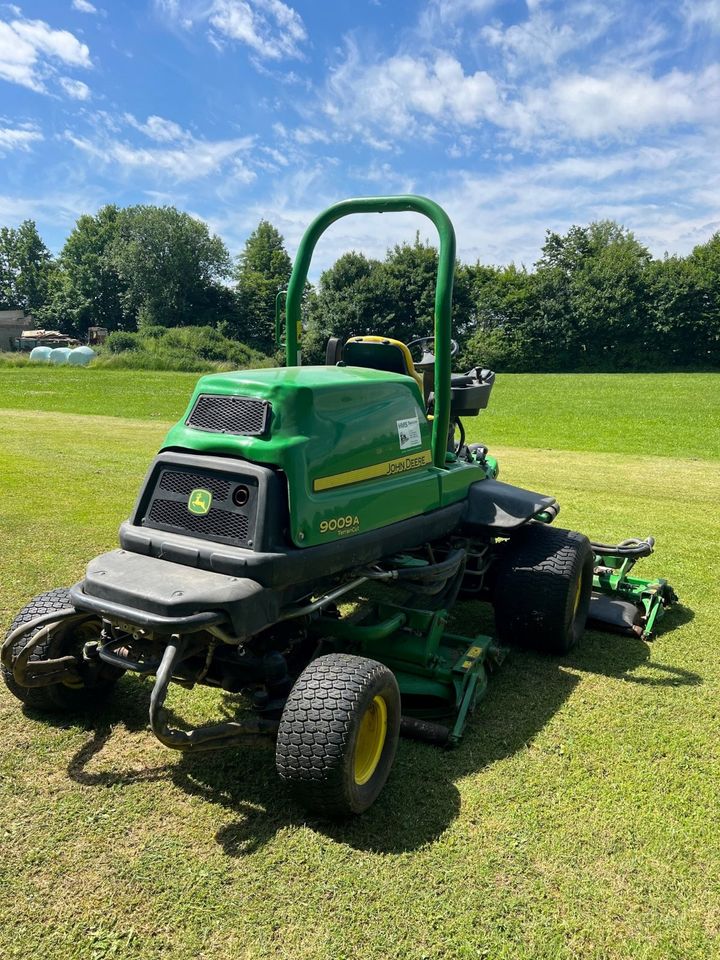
340;336;424;392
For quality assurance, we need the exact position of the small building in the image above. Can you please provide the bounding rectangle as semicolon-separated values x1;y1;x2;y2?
88;326;109;346
0;310;29;351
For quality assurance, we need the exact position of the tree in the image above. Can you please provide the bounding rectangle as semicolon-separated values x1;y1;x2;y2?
303;251;388;361
303;237;475;364
535;221;652;369
45;205;128;337
0;220;54;313
234;220;293;354
461;264;541;372
685;233;720;367
110;206;232;328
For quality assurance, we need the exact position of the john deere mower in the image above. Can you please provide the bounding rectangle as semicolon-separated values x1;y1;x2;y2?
2;196;677;816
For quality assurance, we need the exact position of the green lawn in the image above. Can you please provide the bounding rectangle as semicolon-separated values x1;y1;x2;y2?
1;369;719;960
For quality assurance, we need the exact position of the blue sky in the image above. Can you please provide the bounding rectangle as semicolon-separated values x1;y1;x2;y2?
1;0;719;274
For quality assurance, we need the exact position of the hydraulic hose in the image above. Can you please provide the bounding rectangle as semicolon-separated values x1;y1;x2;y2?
589;537;655;558
363;548;466;584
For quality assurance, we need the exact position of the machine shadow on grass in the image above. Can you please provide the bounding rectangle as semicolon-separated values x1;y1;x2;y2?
61;604;698;856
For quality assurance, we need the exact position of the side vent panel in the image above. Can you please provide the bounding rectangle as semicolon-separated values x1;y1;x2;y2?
186;394;271;436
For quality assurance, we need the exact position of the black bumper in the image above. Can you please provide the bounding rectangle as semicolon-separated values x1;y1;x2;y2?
71;549;278;638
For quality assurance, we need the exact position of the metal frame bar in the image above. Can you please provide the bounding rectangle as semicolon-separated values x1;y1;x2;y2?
148;636;278;751
284;195;457;469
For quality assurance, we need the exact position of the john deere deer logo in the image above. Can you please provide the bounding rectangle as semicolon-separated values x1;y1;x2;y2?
188;488;212;516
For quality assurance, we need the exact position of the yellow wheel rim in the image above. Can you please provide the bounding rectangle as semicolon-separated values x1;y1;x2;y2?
354;695;388;785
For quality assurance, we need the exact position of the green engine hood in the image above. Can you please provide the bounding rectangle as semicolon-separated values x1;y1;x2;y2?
162;365;456;546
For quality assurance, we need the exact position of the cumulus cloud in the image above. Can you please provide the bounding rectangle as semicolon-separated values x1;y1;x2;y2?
322;37;720;146
325;45;501;138
72;0;98;13
526;65;720;140
0;13;91;92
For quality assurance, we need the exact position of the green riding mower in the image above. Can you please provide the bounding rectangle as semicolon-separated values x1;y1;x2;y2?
2;196;678;817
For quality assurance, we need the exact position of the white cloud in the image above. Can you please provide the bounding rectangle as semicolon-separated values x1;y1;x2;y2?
125;114;188;142
683;0;720;31
65;119;256;182
0;14;91;92
527;65;720;140
325;45;501;138
482;11;578;69
323;35;720;146
157;0;307;60
0;125;43;155
59;76;91;99
432;134;720;267
72;0;98;13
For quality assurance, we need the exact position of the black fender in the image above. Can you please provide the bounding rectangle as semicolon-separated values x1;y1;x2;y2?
460;478;559;533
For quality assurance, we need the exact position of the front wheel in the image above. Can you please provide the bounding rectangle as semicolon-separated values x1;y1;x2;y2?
491;524;593;654
275;653;401;817
2;588;123;711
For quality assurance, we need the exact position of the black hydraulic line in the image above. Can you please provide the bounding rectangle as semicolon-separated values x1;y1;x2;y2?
589;537;655;558
1;608;79;671
363;547;466;584
456;417;465;453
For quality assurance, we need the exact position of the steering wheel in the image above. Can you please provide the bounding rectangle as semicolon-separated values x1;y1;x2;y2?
406;336;459;371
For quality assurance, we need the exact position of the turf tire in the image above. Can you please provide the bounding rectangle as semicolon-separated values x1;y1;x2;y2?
2;588;122;711
491;524;593;655
275;653;401;817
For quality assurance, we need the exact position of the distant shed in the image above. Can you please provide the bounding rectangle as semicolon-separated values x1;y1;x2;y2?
0;310;29;351
16;329;80;350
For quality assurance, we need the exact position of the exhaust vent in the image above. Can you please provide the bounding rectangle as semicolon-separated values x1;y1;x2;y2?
186;394;270;436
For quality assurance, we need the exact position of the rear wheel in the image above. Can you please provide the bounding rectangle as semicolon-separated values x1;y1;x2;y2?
2;588;122;711
491;524;593;654
275;653;401;817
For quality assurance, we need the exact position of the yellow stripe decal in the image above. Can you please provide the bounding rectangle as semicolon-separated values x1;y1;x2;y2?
313;449;432;492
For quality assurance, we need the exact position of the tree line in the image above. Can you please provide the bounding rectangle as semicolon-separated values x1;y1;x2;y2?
1;204;718;371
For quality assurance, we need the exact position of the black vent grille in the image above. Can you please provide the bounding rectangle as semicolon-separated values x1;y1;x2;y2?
186;394;270;436
142;465;258;547
159;470;230;500
147;499;249;542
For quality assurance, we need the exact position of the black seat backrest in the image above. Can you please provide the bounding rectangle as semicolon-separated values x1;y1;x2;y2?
342;337;420;383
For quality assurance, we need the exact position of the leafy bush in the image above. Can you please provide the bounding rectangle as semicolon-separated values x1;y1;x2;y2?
106;331;139;353
93;325;270;372
138;324;168;340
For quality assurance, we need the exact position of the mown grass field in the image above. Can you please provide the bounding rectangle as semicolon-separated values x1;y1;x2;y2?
1;368;719;960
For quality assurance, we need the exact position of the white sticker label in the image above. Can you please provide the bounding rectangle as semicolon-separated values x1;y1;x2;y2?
397;416;422;450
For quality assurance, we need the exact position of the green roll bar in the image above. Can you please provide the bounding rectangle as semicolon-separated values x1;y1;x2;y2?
285;195;457;470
